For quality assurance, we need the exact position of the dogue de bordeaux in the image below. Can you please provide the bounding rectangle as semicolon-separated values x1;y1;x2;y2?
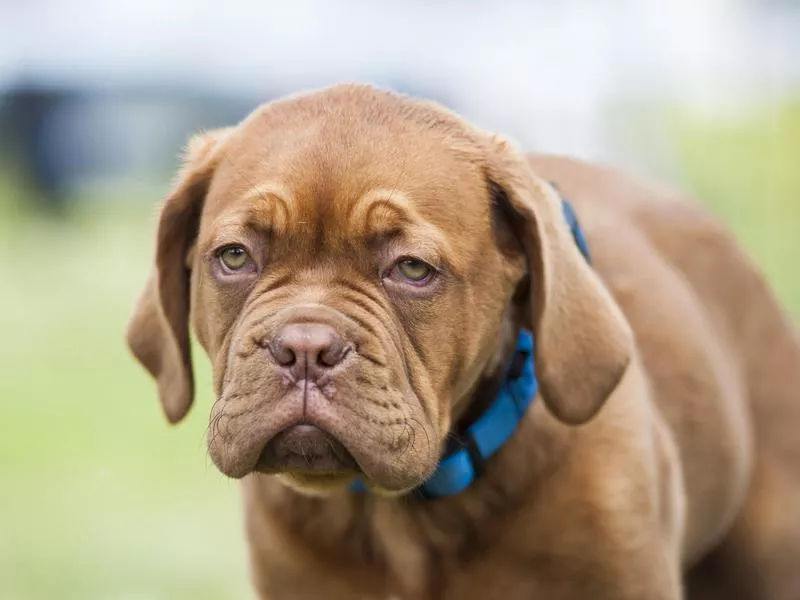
127;84;800;600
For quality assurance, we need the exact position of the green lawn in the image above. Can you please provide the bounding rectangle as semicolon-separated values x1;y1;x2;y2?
0;204;251;600
0;103;797;600
670;102;800;314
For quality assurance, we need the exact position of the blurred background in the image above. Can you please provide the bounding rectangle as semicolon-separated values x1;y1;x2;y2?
1;1;798;598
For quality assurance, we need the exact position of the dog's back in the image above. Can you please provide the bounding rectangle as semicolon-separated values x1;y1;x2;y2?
530;153;800;599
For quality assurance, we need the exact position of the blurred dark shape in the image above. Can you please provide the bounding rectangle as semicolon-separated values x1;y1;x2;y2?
0;80;263;217
0;84;78;215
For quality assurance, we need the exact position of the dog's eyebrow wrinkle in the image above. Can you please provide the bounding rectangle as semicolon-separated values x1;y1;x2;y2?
349;188;415;239
242;182;292;234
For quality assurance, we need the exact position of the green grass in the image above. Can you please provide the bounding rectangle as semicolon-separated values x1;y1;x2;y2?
0;101;797;600
670;102;800;314
0;202;251;600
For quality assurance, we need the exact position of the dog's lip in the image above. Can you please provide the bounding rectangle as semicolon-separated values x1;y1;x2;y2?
254;423;360;475
208;387;438;490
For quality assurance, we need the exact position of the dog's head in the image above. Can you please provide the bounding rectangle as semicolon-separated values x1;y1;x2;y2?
127;85;632;495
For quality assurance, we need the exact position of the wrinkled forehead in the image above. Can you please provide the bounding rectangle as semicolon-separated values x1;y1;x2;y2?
200;103;491;259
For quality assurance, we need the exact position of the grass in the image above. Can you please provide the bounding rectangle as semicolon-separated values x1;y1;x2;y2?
0;101;797;600
670;102;800;314
0;202;251;600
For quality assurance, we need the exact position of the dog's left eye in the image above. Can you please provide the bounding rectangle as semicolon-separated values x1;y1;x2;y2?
218;245;253;272
390;258;435;285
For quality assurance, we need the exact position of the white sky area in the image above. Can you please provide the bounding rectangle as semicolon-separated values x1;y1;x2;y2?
1;0;798;163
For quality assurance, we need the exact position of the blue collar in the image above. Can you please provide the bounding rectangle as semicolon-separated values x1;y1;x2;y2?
351;195;590;499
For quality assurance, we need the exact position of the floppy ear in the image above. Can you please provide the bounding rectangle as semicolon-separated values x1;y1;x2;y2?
126;127;233;423
486;137;633;424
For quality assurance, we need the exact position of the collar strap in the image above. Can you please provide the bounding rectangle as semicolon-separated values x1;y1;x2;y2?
351;193;590;499
413;329;536;498
560;193;591;262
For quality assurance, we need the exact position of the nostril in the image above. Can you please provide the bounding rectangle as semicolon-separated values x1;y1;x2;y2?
317;345;343;368
268;341;297;367
282;349;297;367
318;344;352;368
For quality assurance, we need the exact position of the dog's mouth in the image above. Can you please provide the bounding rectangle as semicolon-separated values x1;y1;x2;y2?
255;424;359;475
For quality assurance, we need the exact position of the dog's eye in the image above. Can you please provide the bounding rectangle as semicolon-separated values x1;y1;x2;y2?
392;258;434;285
218;245;252;271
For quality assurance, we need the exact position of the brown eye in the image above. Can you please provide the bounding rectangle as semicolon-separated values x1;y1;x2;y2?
218;245;251;271
394;258;434;284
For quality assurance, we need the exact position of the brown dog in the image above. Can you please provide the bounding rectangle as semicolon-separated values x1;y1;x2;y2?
127;84;800;600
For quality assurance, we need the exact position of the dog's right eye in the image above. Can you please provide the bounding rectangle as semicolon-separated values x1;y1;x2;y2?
385;257;437;288
218;245;252;272
396;259;433;283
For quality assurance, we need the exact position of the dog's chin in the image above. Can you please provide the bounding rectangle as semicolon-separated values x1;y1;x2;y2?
276;472;359;496
354;480;419;498
276;472;425;498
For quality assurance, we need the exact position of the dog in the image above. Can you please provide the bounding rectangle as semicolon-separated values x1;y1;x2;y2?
126;84;800;599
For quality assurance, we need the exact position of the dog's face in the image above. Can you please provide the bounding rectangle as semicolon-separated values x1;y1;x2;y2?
127;85;631;495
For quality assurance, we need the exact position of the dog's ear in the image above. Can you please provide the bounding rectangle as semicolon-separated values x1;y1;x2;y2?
126;127;232;423
486;137;633;425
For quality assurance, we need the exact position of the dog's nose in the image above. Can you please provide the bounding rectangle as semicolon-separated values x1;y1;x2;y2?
269;323;349;376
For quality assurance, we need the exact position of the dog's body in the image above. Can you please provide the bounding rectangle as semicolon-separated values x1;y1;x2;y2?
127;85;800;599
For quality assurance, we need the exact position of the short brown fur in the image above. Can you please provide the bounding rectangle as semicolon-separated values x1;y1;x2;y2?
127;84;800;599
